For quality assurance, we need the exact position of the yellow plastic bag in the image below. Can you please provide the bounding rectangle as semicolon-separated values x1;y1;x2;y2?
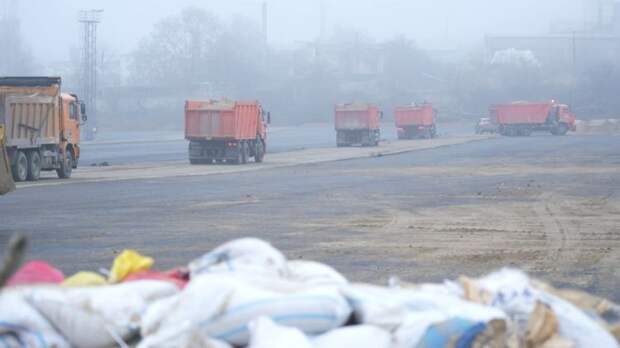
109;249;154;283
63;271;107;287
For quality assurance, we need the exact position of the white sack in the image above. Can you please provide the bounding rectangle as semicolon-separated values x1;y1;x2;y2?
248;317;312;348
342;283;505;331
286;260;348;287
189;238;288;278
312;325;392;348
142;274;351;346
27;280;178;348
0;290;70;348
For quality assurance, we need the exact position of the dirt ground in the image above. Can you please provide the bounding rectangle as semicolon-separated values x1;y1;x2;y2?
287;161;620;298
2;134;619;301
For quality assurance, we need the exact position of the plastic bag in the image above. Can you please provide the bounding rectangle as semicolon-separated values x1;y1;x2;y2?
7;260;64;287
189;238;287;278
63;271;107;287
109;249;154;283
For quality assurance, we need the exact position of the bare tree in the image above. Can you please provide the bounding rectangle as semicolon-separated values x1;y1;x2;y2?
0;16;33;75
129;7;220;90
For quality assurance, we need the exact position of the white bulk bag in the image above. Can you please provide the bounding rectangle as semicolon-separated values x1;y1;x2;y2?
189;238;288;278
27;280;178;348
0;290;70;348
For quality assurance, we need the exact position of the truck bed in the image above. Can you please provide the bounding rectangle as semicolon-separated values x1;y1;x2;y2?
493;102;553;125
334;104;380;130
185;100;260;141
395;104;434;127
0;79;62;148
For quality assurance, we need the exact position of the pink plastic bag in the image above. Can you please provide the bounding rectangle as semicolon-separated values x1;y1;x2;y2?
7;260;64;287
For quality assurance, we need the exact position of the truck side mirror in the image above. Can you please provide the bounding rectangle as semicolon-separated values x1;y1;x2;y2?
267;112;271;124
80;102;87;122
380;111;384;120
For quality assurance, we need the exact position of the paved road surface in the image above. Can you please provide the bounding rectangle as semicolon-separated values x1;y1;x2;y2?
2;134;619;300
79;122;472;165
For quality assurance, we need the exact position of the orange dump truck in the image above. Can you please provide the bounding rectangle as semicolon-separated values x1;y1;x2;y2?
492;101;576;136
185;100;269;164
395;103;437;139
0;77;86;181
335;103;382;147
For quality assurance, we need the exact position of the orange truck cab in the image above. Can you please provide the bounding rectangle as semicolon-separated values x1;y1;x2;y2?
334;103;382;147
185;99;270;164
491;101;576;136
0;77;86;181
395;103;437;139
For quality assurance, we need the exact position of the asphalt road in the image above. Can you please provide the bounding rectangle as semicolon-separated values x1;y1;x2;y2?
1;134;619;300
78;122;472;165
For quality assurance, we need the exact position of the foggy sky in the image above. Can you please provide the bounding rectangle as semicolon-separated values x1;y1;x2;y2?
12;0;593;64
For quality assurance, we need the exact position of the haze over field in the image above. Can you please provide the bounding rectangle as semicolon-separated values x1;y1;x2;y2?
1;0;619;130
13;0;587;62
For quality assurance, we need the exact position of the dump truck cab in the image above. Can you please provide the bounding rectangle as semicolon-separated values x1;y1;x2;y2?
60;93;85;168
553;104;577;133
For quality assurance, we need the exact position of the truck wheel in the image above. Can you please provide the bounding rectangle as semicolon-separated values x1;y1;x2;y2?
12;150;28;182
241;142;248;164
255;140;265;163
27;150;41;181
56;151;73;179
552;123;568;136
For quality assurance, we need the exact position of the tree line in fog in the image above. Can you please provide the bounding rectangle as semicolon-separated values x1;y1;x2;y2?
1;7;619;130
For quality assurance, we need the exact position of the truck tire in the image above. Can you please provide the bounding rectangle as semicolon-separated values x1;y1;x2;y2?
56;151;73;179
231;143;244;165
552;123;569;136
27;150;41;181
241;142;248;164
12;150;28;182
255;140;265;163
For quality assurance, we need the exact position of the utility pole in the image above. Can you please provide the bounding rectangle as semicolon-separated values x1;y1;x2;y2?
570;31;577;109
320;0;326;43
262;2;268;45
78;9;102;141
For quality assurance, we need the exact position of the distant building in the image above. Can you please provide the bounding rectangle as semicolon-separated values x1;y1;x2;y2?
485;1;620;71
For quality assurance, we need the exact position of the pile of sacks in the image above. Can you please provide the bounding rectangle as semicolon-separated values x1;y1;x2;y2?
1;238;619;348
